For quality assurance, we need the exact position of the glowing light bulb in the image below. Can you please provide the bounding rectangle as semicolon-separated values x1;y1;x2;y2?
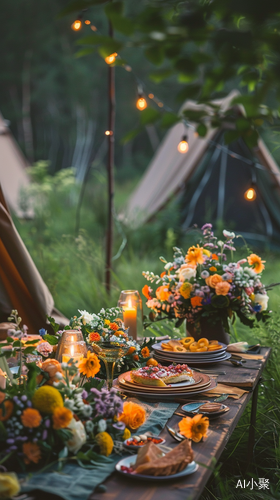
84;20;91;25
177;135;189;153
105;53;118;64
148;93;154;99
71;19;82;31
244;187;257;201
105;130;113;136
136;97;147;110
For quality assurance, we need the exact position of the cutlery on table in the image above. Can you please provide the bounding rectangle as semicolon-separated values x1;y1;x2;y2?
193;368;226;375
166;425;185;442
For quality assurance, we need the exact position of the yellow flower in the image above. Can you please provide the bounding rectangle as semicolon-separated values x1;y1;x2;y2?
21;408;42;428
178;414;209;442
119;401;146;430
185;245;204;265
52;407;73;430
179;282;192;299
95;432;114;456
209;266;217;272
32;386;63;414
122;428;131;441
104;319;110;325
203;249;211;257
78;351;101;378
22;442;41;464
0;473;20;498
141;346;150;358
247;254;265;273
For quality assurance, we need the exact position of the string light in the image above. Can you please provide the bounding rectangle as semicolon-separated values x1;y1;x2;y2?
177;135;189;153
71;18;82;31
148;93;154;99
136;97;147;110
84;20;91;25
105;53;118;64
90;25;97;31
244;187;257;201
105;130;113;136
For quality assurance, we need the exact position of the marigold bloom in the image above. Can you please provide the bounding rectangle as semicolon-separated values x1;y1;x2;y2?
95;432;114;456
104;319;110;325
0;400;13;421
52;406;73;429
247;254;265;273
142;284;152;299
141;346;150;358
205;273;223;288
119;401;146;430
179;282;192;299
209;266;217;272
133;354;139;361
23;442;41;464
156;285;171;302
109;322;119;331
78;351;101;378
127;346;136;355
146;358;158;367
21;408;42;428
185;245;204;265
215;281;231;296
212;254;219;260
160;271;166;278
41;358;63;386
89;332;101;342
190;296;203;307
179;414;209;442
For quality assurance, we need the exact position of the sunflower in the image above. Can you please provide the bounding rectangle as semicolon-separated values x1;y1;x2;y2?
21;408;42;428
185;245;204;265
141;346;150;358
78;351;101;378
22;442;41;464
247;254;265;273
52;407;73;429
178;414;209;442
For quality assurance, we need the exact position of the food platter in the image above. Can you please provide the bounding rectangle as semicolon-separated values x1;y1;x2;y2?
118;370;204;391
115;455;198;480
153;351;232;365
152;341;227;355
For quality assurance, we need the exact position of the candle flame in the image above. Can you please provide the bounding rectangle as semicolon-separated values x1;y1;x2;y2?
70;344;74;356
128;298;132;308
71;335;74;342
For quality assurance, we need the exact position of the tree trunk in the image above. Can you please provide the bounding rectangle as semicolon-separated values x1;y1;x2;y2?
22;51;34;163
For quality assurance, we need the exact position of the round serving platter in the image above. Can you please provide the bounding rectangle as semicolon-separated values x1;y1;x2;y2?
152;341;227;355
115;455;198;480
118;370;203;390
153;351;232;365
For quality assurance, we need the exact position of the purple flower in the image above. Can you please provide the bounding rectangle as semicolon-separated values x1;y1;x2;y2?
201;223;212;230
90;388;101;397
6;439;15;445
45;419;51;428
202;297;212;305
21;395;27;402
81;389;88;399
9;446;18;451
42;430;48;440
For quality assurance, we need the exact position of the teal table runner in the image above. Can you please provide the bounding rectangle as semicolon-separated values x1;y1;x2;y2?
20;400;178;500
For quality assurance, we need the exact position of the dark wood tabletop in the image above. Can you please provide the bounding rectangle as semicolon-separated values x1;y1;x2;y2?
89;347;271;500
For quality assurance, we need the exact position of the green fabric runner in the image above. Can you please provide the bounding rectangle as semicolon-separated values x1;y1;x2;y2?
20;400;178;500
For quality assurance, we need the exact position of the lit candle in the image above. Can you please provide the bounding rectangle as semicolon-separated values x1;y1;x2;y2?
123;299;137;340
62;344;83;364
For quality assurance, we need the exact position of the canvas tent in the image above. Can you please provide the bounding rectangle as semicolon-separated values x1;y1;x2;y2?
0;112;31;217
0;185;68;334
126;91;280;248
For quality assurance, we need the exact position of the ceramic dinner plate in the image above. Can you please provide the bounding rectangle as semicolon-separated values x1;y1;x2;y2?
182;403;229;417
118;371;212;393
115;455;198;480
118;370;203;389
123;435;165;451
154;351;232;365
152;341;227;355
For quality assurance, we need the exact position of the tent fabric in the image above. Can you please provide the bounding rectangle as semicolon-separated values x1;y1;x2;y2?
0;113;31;217
0;185;68;333
126;91;280;248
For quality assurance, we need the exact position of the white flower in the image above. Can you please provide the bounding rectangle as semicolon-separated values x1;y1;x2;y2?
254;293;269;311
98;419;107;432
82;405;93;417
78;310;99;324
64;399;76;411
54;372;63;380
164;262;173;270
223;230;235;239
66;418;86;454
179;264;196;282
85;421;94;433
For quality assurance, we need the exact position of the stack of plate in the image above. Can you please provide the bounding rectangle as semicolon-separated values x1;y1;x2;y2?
152;341;231;365
116;370;217;400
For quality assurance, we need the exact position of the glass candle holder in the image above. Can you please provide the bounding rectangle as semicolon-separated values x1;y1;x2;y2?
61;340;87;365
117;290;143;340
55;330;84;362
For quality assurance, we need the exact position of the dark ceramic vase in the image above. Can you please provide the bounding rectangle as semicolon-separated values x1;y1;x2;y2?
186;316;230;345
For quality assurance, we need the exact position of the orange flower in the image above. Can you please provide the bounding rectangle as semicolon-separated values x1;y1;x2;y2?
212;254;219;260
160;271;166;278
190;296;203;307
185;245;204;265
21;408;42;428
0;400;13;421
141;346;150;358
178;414;209;442
146;358;158;367
142;285;152;300
23;442;41;464
109;322;119;331
0;392;5;405
127;346;136;355
209;266;217;272
156;286;171;302
215;281;231;296
78;351;101;378
41;359;63;386
205;273;223;288
133;354;139;361
89;332;101;342
119;401;146;430
247;254;265;273
52;407;73;429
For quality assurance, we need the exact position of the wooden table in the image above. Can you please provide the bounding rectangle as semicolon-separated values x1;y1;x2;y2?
90;347;271;500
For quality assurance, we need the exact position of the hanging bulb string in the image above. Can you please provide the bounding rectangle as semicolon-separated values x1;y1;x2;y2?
72;15;280;178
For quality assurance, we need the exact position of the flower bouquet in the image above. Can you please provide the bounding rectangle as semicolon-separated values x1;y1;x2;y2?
142;224;272;340
0;353;146;472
